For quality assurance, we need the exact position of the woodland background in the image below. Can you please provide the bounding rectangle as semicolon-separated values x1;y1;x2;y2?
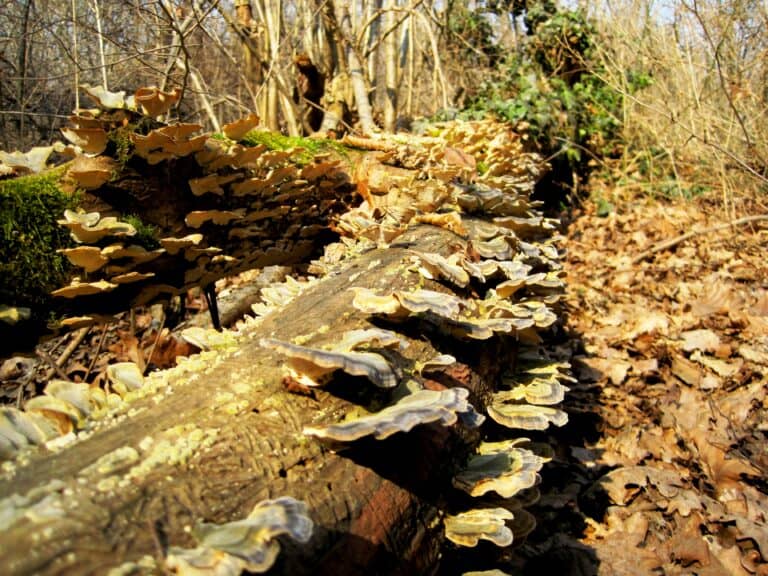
1;0;766;206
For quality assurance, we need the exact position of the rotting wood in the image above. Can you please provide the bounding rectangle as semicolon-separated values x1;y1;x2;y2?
0;224;509;575
1;100;568;574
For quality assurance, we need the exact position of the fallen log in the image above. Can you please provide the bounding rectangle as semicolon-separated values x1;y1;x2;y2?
0;223;511;575
0;104;570;574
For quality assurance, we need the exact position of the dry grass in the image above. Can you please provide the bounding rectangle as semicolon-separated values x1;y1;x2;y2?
585;0;767;214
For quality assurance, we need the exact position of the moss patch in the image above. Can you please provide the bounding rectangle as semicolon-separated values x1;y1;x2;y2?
108;125;136;169
0;167;78;310
122;214;160;249
239;130;348;164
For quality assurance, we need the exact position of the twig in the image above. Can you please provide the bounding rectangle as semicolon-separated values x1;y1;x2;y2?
632;213;768;264
144;313;166;376
44;326;90;380
84;323;109;382
38;349;72;381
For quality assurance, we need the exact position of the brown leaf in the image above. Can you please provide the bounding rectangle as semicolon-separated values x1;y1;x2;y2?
691;282;744;317
660;513;710;569
680;329;721;353
108;331;145;373
671;354;702;386
597;466;685;506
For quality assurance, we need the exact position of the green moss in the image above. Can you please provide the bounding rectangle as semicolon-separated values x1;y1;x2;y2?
0;167;78;310
239;130;348;164
108;125;136;169
107;118;159;169
122;214;160;249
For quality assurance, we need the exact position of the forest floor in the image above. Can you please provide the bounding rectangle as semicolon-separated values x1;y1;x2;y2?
2;191;767;576
508;193;768;575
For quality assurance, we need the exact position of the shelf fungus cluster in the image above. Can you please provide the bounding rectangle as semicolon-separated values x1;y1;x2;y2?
0;362;144;460
258;119;573;563
165;496;313;576
260;328;406;389
2;91;571;573
1;84;358;329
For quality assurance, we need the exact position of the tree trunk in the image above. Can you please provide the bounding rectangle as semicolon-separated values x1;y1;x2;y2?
383;0;398;131
337;4;377;134
0;222;511;575
0;98;562;573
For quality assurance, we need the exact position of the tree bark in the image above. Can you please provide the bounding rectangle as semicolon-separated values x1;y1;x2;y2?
0;222;511;575
383;0;398;132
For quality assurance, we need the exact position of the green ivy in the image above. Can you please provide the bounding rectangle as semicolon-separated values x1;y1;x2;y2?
456;2;651;201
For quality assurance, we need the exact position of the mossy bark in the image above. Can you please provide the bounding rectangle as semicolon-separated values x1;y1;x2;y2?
0;223;512;575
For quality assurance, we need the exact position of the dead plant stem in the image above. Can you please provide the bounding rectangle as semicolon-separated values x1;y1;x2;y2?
633;213;768;264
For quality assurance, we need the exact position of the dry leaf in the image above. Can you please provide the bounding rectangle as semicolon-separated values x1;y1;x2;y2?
680;329;721;353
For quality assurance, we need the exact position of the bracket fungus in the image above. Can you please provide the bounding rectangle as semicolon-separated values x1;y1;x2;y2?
411;212;467;237
160;234;204;255
188;173;243;196
498;369;571;405
453;439;550;498
166;496;313;576
454;183;532;217
487;401;568;431
134;86;181;118
473;235;517;261
66;155;116;190
0;146;56;174
58;210;137;244
60;126;108;156
51;279;118;299
0;361;146;460
494;215;558;238
185;209;245;229
303;387;483;442
24;393;87;433
415;354;457;375
251;276;312;315
106;362;145;395
58;246;109;273
444;508;515;548
351;287;464;319
80;84;135;110
222;113;260;140
412;252;471;288
180;327;240;352
260;337;398;388
333;328;409;352
0;407;59;458
130;124;207;164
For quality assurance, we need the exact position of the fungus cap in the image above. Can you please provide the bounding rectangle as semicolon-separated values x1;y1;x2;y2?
444;508;514;548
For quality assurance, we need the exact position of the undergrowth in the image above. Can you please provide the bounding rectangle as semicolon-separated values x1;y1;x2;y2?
451;2;652;205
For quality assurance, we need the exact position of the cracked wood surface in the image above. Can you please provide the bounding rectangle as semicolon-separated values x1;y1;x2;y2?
0;224;512;575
